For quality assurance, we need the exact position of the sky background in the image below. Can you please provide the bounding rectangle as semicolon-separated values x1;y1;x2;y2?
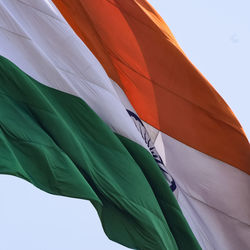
0;1;249;249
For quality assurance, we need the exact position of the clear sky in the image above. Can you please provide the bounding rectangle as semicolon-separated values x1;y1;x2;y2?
0;1;249;250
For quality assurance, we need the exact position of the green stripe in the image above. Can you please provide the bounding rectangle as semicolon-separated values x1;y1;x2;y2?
0;56;200;250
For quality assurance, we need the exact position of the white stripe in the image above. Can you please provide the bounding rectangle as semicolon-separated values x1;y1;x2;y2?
157;132;250;250
0;0;147;149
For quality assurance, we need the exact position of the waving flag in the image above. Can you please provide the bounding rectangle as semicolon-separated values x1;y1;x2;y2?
50;0;250;249
0;1;200;249
0;0;249;249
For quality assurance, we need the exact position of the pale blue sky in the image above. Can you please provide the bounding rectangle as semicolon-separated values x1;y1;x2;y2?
0;1;249;250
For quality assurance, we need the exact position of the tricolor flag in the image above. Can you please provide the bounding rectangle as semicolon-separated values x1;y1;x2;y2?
0;0;249;249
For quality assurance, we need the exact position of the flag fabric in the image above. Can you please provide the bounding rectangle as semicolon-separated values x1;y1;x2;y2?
0;1;201;249
50;0;250;249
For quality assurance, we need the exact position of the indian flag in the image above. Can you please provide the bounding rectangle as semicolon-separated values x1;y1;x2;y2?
0;0;249;249
0;1;200;249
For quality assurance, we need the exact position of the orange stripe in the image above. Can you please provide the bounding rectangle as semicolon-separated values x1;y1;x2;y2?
52;0;250;174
